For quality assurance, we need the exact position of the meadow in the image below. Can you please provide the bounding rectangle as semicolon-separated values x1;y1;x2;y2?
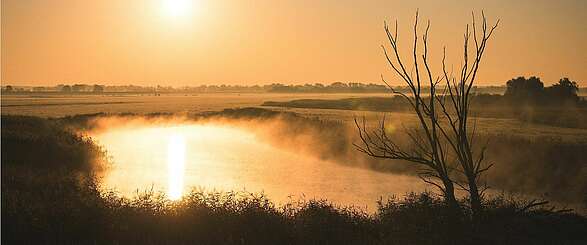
0;93;389;117
263;95;587;129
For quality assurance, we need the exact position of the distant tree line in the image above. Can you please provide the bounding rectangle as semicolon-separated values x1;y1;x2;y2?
58;84;105;93
267;82;391;93
1;80;584;95
0;82;390;93
2;84;106;93
504;77;581;105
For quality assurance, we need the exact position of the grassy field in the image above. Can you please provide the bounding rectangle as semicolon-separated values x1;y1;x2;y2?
263;95;587;129
1;93;390;117
5;93;587;141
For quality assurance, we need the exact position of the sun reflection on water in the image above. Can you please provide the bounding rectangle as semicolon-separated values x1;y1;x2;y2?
167;133;186;200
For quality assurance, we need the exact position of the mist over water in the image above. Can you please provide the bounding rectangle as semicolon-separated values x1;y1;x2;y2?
87;118;425;211
81;111;587;212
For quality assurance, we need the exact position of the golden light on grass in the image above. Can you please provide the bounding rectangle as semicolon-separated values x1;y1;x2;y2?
167;133;186;200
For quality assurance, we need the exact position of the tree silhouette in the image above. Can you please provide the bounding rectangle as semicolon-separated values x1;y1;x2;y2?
545;77;579;103
61;85;72;93
504;76;544;103
93;84;105;93
355;11;498;217
4;85;14;92
504;76;580;105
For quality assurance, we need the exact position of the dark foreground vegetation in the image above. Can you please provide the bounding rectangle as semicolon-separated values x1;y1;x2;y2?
2;112;587;244
264;77;587;129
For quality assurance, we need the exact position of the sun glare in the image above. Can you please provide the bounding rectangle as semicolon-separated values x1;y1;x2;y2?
167;133;186;200
162;0;193;18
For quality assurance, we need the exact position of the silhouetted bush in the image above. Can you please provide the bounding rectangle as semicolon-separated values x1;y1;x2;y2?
505;76;581;106
545;78;580;104
505;76;545;104
1;116;106;172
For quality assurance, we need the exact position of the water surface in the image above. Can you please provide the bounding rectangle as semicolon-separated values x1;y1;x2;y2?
90;123;425;211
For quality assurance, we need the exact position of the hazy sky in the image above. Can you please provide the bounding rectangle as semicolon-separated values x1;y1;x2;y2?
2;0;586;86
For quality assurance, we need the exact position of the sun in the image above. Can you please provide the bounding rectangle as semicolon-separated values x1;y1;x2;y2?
162;0;193;18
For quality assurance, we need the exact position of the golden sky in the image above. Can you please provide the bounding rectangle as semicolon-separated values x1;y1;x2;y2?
2;0;586;86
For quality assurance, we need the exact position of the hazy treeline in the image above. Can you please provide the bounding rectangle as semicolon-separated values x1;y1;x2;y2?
2;111;586;244
1;82;511;94
3;78;586;95
3;84;107;93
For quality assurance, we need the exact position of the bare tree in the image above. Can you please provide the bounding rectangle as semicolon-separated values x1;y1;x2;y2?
355;11;498;216
441;12;499;217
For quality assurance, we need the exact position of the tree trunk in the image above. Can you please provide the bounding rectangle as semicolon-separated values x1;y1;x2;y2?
467;176;482;219
441;178;460;211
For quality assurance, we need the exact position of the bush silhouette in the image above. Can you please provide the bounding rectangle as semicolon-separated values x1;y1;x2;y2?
545;77;579;103
505;76;545;104
505;76;581;106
